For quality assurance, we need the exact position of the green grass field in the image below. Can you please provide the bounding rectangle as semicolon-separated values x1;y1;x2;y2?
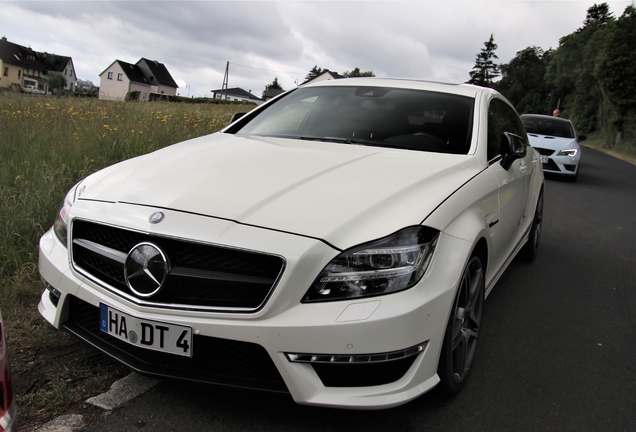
0;93;248;427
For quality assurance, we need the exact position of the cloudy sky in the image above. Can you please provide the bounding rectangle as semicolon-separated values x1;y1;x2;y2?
1;1;631;98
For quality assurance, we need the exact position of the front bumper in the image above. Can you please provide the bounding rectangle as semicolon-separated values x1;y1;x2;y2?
541;153;580;176
38;205;471;408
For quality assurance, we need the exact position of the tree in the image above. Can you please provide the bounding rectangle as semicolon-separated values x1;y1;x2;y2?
598;4;636;142
497;47;553;114
47;73;67;94
546;3;615;132
305;65;324;82
582;2;613;28
343;68;375;78
125;91;140;102
262;77;283;98
467;34;499;87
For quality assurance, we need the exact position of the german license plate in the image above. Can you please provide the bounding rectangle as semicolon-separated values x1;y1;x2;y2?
541;156;549;164
100;304;192;357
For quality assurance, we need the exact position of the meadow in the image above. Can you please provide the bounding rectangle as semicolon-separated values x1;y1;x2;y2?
0;93;247;428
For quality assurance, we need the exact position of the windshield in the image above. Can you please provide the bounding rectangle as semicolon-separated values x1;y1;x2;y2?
232;86;475;155
522;116;575;139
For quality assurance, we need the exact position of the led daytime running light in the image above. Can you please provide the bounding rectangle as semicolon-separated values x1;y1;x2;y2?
320;265;415;283
285;342;427;364
353;245;421;256
557;149;578;157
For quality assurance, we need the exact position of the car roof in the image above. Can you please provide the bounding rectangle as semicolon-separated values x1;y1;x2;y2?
521;114;574;125
302;77;486;99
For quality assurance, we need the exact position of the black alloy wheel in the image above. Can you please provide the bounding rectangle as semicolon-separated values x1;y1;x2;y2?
437;254;484;396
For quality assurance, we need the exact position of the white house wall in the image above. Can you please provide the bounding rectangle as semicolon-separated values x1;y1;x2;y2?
99;62;128;100
62;59;77;91
157;84;177;96
129;82;151;101
99;63;148;101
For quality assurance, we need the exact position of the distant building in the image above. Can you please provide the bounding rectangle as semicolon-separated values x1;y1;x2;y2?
99;58;178;101
37;52;77;92
210;87;263;105
262;88;285;101
76;79;99;95
0;36;47;91
0;36;78;94
302;70;344;85
136;58;178;97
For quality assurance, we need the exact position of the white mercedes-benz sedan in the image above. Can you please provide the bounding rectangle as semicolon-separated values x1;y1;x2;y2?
38;78;544;409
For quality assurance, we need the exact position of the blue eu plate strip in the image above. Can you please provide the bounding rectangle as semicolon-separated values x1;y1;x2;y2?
100;303;108;332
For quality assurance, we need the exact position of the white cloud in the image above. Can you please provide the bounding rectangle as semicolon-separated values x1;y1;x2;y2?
1;1;632;97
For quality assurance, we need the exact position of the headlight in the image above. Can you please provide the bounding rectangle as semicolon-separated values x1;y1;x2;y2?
53;181;82;246
557;149;578;157
302;226;439;303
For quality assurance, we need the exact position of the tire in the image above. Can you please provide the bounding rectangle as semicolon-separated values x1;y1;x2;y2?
436;254;485;396
520;191;543;262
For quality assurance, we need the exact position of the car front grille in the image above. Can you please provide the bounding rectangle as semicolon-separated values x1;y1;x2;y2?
71;219;285;312
533;147;555;156
63;296;288;393
542;159;561;172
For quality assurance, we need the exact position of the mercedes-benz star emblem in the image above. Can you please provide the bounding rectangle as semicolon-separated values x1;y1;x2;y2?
149;211;165;224
124;242;169;298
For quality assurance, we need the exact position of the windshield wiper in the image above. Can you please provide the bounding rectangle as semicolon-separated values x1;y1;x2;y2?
298;136;366;145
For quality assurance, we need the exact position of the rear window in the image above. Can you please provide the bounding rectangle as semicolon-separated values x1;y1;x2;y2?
233;86;475;155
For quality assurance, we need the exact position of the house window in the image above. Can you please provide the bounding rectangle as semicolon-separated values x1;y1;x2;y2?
18;70;21;78
117;73;123;81
3;67;8;77
107;72;113;79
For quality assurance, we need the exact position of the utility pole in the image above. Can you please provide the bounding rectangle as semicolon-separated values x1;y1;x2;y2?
221;61;229;103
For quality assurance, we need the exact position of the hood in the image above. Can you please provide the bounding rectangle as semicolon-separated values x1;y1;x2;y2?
77;133;482;249
527;134;579;151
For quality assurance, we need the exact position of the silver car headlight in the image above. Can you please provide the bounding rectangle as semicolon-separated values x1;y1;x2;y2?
557;149;578;157
53;181;83;246
302;226;439;302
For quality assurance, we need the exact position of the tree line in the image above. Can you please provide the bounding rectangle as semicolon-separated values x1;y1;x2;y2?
262;66;375;98
469;2;636;145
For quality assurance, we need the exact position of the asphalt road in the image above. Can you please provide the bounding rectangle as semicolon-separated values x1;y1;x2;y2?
85;147;636;432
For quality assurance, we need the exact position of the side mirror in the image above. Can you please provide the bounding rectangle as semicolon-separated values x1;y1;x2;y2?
578;135;587;142
230;112;246;123
501;132;527;171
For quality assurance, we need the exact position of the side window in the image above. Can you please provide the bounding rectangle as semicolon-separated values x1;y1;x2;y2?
500;102;527;144
487;99;506;162
488;98;526;163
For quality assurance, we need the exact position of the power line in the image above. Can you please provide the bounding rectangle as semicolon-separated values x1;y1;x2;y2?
229;62;306;75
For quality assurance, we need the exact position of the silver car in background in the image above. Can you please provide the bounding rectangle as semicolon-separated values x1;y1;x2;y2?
521;114;585;182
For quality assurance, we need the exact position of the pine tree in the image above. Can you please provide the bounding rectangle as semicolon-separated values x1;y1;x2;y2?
305;66;324;82
343;67;375;77
262;77;283;98
467;34;500;87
